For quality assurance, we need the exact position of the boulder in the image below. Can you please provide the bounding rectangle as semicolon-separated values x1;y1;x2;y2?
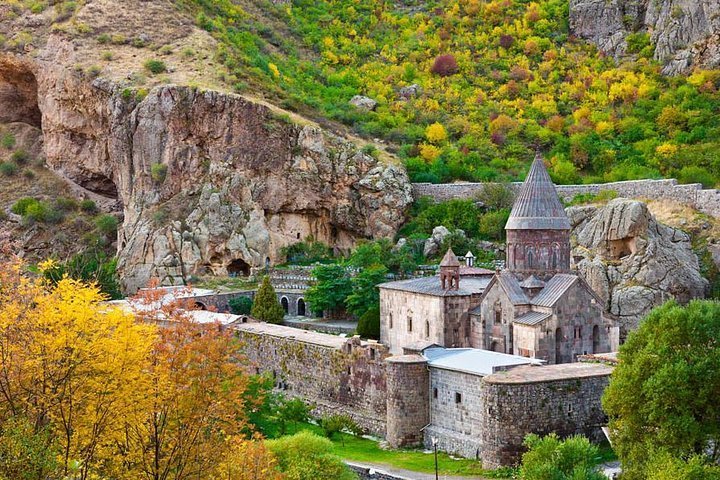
398;84;421;100
349;95;378;111
570;198;708;333
423;226;451;257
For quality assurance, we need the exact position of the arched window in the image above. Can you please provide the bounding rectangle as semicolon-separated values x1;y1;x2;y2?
494;302;502;324
526;245;535;268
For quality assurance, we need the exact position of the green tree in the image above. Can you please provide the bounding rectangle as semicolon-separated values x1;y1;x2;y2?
602;300;720;479
228;296;253;315
42;250;122;299
266;431;356;480
305;264;352;318
345;264;388;318
275;397;310;436
356;306;380;340
519;433;605;480
251;276;285;324
645;453;720;480
0;416;59;480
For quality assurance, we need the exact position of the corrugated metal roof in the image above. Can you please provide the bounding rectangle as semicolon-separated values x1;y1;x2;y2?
505;153;571;230
379;276;491;296
514;310;551;326
423;347;544;376
531;273;578;307
498;272;530;305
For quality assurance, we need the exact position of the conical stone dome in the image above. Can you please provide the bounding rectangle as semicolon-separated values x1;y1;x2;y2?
505;154;570;231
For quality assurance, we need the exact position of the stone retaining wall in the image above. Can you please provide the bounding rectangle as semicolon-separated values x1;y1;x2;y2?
413;179;720;219
346;463;413;480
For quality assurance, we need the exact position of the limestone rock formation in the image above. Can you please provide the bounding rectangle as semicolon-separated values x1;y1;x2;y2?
0;2;413;293
570;0;720;74
569;199;708;332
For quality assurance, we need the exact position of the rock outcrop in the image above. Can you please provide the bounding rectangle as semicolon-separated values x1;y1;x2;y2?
0;3;413;293
569;198;708;332
570;0;720;74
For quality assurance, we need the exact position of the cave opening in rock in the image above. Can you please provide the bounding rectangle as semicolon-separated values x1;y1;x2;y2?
0;59;42;128
227;258;250;277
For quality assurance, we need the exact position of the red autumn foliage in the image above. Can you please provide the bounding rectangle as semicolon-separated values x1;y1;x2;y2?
431;54;459;77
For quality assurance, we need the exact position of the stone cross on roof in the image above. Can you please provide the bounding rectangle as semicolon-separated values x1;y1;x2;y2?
505;153;570;230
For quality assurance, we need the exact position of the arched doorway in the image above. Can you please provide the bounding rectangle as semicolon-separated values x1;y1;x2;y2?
280;297;289;314
297;298;306;317
227;258;250;277
194;301;207;311
555;328;563;363
592;325;600;354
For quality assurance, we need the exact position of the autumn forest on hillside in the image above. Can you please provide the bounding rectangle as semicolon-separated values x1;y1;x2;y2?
178;0;720;187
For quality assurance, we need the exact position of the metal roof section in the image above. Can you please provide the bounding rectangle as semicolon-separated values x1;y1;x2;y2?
513;310;551;326
505;153;571;230
531;273;578;307
498;271;530;305
423;347;544;376
378;276;491;296
440;248;461;267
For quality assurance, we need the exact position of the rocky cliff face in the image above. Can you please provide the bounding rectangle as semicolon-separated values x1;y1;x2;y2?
570;0;720;74
0;15;412;292
569;199;708;333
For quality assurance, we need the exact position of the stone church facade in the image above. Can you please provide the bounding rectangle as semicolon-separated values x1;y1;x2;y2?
380;154;618;363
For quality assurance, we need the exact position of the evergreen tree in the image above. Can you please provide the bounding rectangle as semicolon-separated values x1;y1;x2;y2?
251;276;285;324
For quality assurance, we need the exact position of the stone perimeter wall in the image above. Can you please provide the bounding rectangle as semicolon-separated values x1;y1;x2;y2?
413;179;720;219
233;325;389;436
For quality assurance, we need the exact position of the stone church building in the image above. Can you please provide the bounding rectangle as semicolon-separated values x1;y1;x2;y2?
380;154;618;363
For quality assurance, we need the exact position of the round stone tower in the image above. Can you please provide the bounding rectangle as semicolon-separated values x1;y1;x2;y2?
385;354;429;448
505;153;571;278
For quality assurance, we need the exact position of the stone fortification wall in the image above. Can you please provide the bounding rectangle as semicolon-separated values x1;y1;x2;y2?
413;180;720;219
479;363;613;468
423;362;612;468
233;322;389;435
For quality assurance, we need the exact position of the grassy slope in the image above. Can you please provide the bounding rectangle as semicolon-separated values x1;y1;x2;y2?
175;0;720;187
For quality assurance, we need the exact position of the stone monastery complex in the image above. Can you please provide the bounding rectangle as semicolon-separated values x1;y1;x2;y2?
137;156;619;468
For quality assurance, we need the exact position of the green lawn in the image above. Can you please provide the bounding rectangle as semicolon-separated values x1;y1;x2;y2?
284;422;512;478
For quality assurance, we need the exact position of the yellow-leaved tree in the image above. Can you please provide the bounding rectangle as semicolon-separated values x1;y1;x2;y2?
0;257;156;480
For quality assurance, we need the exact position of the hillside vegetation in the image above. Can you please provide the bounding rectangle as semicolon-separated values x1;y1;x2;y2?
176;0;720;186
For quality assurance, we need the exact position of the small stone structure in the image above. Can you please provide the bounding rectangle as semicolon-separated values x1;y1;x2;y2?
413;178;720;219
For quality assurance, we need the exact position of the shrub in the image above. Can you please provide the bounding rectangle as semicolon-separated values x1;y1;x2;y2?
519;433;605;480
431;54;459;77
94;214;119;236
266;431;356;480
54;197;78;212
22;168;35;179
150;163;168;183
79;199;98;213
0;162;18;176
228;296;253;315
10;149;29;164
1;133;16;149
11;197;38;216
499;34;515;49
101;51;113;61
476;183;515;211
86;65;102;77
425;122;447;143
24;200;61;223
356;305;380;339
478;209;511;241
144;59;167;74
97;33;110;44
678;166;717;188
